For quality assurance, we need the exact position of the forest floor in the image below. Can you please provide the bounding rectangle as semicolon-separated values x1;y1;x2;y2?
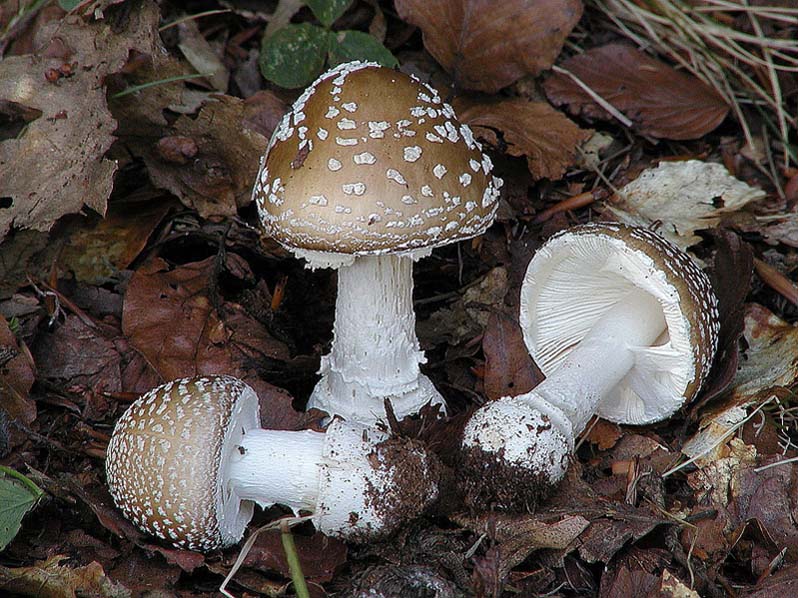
1;1;797;596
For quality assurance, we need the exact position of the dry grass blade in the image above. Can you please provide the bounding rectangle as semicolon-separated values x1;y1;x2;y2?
588;0;797;167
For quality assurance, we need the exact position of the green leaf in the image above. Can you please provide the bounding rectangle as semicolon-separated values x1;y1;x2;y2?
0;467;43;552
328;30;398;69
306;0;353;28
57;0;83;10
259;23;331;89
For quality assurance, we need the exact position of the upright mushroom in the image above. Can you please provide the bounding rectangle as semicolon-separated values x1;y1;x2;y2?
252;61;502;424
106;375;440;551
461;223;720;509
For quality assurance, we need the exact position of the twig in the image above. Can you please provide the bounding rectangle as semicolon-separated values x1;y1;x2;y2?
550;65;634;128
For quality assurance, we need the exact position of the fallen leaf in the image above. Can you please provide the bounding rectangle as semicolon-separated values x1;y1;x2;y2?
177;20;229;92
585;420;623;451
455;97;591;180
606;160;766;250
543;44;729;140
692;229;753;409
32;315;124;392
0;315;35;425
747;563;798;597
395;0;583;93
482;311;542;401
577;505;668;563
121;257;302;429
686;437;757;508
0;2;162;242
215;530;347;583
417;266;508;346
660;569;700;597
456;513;588;579
727;303;798;405
0;556;130;598
729;456;798;554
0;230;57;300
59;200;172;285
141;95;269;218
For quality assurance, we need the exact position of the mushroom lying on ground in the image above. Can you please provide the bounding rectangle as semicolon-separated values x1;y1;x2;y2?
252;60;502;425
105;375;440;551
461;223;720;509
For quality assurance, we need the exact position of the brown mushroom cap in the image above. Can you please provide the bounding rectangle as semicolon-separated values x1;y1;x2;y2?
105;376;259;551
520;222;720;424
253;61;501;254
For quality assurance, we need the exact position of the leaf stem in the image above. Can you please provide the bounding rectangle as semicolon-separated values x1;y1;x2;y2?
280;520;310;598
0;465;44;497
110;73;210;99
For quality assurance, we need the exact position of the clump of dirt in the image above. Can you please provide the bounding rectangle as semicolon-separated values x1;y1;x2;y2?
459;441;566;513
364;435;444;538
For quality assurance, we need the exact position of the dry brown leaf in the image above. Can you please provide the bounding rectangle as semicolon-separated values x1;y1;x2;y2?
482;311;542;401
584;419;623;451
32;315;123;392
0;2;163;242
455;97;591;180
121;257;303;429
455;513;589;579
0;315;35;426
141;95;269;218
543;44;729;140
395;0;583;93
59;201;172;285
0;555;129;598
607;160;766;250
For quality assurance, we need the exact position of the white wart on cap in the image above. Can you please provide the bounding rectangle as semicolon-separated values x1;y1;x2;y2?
461;223;719;510
251;61;502;425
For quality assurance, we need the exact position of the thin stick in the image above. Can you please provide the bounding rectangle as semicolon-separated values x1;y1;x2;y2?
550;65;634;128
159;9;231;31
662;396;776;478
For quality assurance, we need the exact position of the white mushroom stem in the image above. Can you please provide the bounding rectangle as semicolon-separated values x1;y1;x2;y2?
514;288;666;438
227;429;325;514
307;253;444;423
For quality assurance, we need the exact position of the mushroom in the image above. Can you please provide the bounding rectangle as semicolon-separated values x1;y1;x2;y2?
252;61;502;425
460;223;720;509
105;375;440;551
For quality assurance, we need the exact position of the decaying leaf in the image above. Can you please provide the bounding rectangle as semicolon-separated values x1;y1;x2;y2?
455;97;591;180
543;43;729;140
121;257;303;429
457;513;588;579
683;303;798;468
0;556;130;598
607;160;766;249
395;0;583;93
140;95;269;218
727;303;798;406
417;266;508;346
693;229;753;409
0;315;35;425
59;200;172;285
0;2;163;243
482;311;542;401
31;315;125;392
213;530;348;583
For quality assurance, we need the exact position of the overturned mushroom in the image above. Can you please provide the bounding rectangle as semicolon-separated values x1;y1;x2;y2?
106;375;440;551
252;60;502;425
461;223;719;509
